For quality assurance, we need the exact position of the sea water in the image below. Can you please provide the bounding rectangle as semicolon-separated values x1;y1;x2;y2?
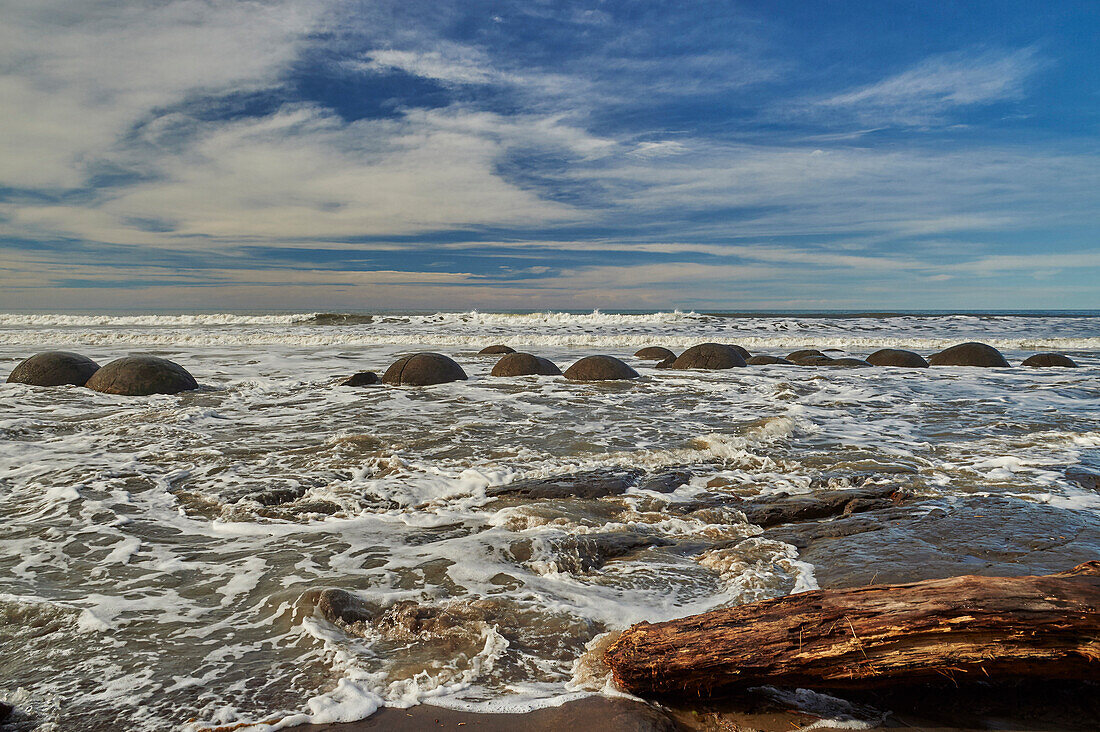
1;310;1098;730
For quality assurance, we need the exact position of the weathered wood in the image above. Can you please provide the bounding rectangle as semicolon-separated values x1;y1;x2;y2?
604;562;1100;695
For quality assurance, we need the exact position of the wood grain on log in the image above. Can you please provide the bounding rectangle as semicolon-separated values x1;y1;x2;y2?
604;562;1100;695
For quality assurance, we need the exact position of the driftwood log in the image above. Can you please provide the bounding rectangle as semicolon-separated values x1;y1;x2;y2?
605;562;1100;695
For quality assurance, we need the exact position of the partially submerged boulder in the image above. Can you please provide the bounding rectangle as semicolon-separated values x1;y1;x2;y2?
382;353;467;386
866;349;929;368
1022;353;1078;368
670;343;747;370
747;355;793;365
794;355;835;366
564;355;639;381
787;349;825;362
490;352;562;377
634;346;676;361
827;357;872;368
728;344;751;360
478;344;515;355
86;356;198;395
928;342;1010;367
339;371;379;387
6;351;100;387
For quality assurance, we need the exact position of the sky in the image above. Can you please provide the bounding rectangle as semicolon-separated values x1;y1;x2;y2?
1;0;1098;311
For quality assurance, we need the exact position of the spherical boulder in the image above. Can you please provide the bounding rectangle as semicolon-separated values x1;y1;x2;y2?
491;353;562;377
747;355;793;365
866;349;929;368
670;343;747;370
927;342;1009;368
478;345;515;355
86;356;198;395
339;371;379;387
634;346;676;361
6;351;100;387
563;355;639;381
827;357;872;368
382;353;467;386
1022;353;1078;368
728;344;751;360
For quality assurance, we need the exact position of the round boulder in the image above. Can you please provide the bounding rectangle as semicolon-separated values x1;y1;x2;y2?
827;357;872;368
928;342;1009;368
6;351;100;387
478;345;515;355
747;355;793;365
634;346;676;361
339;371;379;387
654;356;676;369
786;349;825;363
728;344;751;360
1021;353;1078;368
86;356;198;395
382;353;467;386
563;355;639;381
791;353;834;366
866;349;929;368
670;343;747;370
491;352;562;377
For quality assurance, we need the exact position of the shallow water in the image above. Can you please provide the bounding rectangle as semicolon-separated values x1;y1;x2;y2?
1;311;1098;730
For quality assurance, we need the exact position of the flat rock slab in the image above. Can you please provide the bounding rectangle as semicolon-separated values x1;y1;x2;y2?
486;468;692;500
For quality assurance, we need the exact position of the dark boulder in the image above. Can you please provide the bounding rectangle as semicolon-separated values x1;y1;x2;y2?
928;342;1010;367
382;352;467;386
866;349;929;368
6;351;100;387
86;356;198;395
747;355;793;365
478;344;515;355
634;346;675;361
827;357;872;368
490;352;562;377
1022;353;1078;368
670;343;747;370
1065;467;1100;492
487;468;690;500
563;355;639;381
793;355;835;366
339;371;379;387
654;356;676;369
0;702;11;723
787;349;825;362
728;344;751;360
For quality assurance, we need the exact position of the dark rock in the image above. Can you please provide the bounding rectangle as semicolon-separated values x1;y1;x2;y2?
670;343;747;370
792;355;835;366
487;468;688;500
563;355;639;381
786;349;825;362
0;702;11;723
6;351;100;387
1022;353;1078;368
490;352;562;377
339;371;379;387
1066;467;1100;492
827;357;872;368
312;588;376;625
866;349;930;368
522;530;673;573
85;355;198;395
381;352;467;386
747;355;793;365
654;355;676;369
728;344;752;360
928;342;1010;367
739;485;907;528
634;346;676;361
478;344;515;355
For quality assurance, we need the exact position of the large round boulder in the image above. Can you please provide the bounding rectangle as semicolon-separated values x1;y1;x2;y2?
866;349;929;368
86;356;198;395
747;355;793;365
382;353;467;386
728;344;751;360
1022;353;1078;368
787;349;825;362
670;343;747;370
491;352;562;377
6;351;100;387
928;342;1009;367
564;355;639;381
478;344;515;355
634;346;676;361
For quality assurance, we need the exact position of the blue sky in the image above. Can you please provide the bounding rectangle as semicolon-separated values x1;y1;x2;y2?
1;0;1098;310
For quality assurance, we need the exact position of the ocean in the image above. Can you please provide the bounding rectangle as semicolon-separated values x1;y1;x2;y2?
1;310;1098;730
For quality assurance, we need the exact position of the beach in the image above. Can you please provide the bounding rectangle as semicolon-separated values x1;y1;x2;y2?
1;310;1098;730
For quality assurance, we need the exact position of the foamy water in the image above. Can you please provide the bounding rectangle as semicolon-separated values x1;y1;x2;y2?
1;310;1098;730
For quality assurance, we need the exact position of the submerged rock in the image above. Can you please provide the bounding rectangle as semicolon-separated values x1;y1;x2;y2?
793;355;835;366
634;346;676;361
738;484;908;528
1022;353;1078;368
382;352;467;386
85;355;198;395
1065;467;1100;492
478;344;515;355
487;468;690;500
490;352;562;377
670;343;747;370
786;349;825;363
747;355;793;365
563;355;639;381
928;342;1010;367
6;351;100;387
827;357;872;368
654;355;676;369
866;349;929;368
339;371;379;387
